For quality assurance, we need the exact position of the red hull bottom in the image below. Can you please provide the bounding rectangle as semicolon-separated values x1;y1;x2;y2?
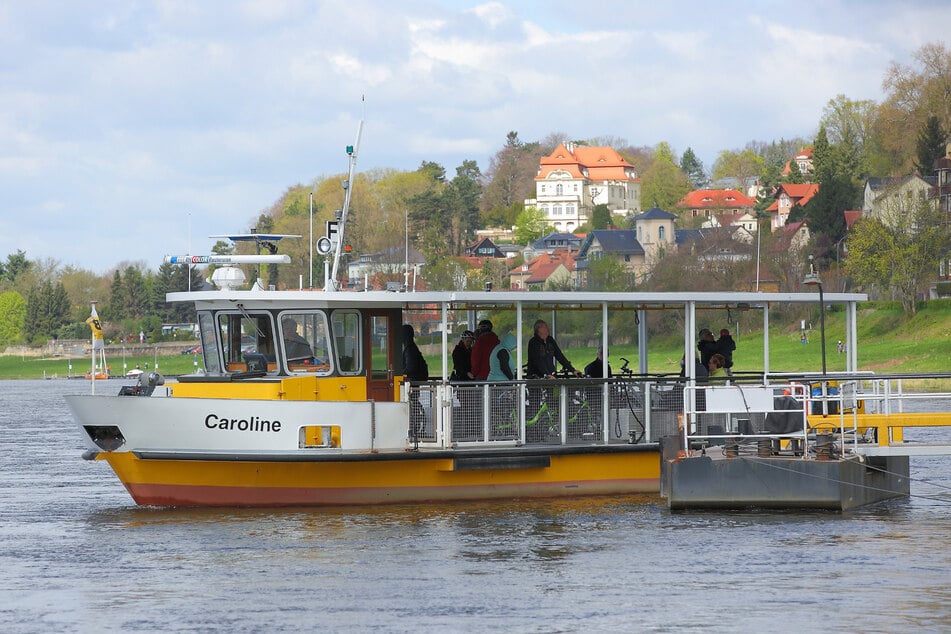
126;479;659;507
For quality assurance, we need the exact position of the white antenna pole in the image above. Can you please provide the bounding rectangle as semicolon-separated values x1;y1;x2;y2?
328;119;363;291
309;192;314;289
188;212;192;292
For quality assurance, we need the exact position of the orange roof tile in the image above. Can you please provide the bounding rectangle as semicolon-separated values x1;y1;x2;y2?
677;189;755;208
536;144;636;181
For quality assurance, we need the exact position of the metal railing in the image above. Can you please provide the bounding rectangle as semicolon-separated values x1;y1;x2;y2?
405;377;688;449
407;374;951;455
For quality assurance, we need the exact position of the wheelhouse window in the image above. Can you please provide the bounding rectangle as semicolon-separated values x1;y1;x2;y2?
215;311;277;374
279;311;332;375
197;312;222;374
331;310;362;375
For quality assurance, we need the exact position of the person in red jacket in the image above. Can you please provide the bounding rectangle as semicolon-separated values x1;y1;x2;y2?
470;319;500;380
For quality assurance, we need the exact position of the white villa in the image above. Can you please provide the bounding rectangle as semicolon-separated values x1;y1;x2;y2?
524;143;641;232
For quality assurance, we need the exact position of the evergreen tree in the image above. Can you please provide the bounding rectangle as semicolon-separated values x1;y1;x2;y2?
107;270;124;320
813;127;832;184
0;250;31;287
122;266;148;319
679;147;707;188
915;115;947;175
447;160;482;254
804;172;856;265
24;280;71;343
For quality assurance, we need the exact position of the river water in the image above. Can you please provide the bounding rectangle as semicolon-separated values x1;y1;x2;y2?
1;379;949;632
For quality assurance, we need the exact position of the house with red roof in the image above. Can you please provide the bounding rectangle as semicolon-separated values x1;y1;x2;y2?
524;143;641;233
766;183;819;231
676;189;756;226
782;147;814;179
508;249;577;290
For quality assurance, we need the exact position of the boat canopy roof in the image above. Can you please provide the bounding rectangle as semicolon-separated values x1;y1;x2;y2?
168;289;867;312
169;288;868;377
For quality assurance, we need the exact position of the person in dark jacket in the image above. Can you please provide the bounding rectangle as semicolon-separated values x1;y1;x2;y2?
526;320;579;438
697;328;718;368
584;346;612;378
451;330;477;434
716;328;736;375
526;319;579;378
451;330;475;381
402;324;428;437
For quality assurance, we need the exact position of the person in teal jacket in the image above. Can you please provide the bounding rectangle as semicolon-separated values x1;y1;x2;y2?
487;333;517;381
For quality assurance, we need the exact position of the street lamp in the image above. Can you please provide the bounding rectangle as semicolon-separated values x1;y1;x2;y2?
803;255;826;376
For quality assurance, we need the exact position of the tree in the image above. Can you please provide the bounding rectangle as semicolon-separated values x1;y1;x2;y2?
421;256;469;291
679;147;707;188
122;266;149;320
0;250;31;287
786;160;804;184
481;131;543;225
107;270;124;320
24;280;71;344
711;148;764;188
0;290;26;345
640;142;692;213
819;95;877;182
513;206;550;244
915;114;947;175
812;126;832;184
446;160;483;254
878;42;951;173
846;200;951;314
590;204;612;230
585;256;633;291
803;172;855;264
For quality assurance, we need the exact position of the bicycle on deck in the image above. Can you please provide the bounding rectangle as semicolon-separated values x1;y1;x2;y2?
611;357;647;443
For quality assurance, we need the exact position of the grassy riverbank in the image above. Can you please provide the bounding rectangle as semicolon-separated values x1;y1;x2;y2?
3;301;950;380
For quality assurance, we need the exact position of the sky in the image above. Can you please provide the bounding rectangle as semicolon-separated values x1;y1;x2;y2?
2;0;949;274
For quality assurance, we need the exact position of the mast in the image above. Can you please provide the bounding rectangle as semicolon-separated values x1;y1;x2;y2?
327;119;363;291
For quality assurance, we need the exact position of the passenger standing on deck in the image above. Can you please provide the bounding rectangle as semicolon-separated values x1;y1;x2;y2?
470;319;499;380
527;319;580;378
716;328;736;376
451;330;475;381
402;324;428;438
487;333;517;381
697;328;718;368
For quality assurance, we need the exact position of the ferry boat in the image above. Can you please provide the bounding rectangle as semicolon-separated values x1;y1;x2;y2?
67;274;905;508
64;124;930;510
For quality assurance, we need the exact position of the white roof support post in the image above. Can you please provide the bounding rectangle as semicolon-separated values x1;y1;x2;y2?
638;308;648;374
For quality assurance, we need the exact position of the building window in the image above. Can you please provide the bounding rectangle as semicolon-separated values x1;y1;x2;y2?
566;204;575;215
658;226;666;241
553;205;562;216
